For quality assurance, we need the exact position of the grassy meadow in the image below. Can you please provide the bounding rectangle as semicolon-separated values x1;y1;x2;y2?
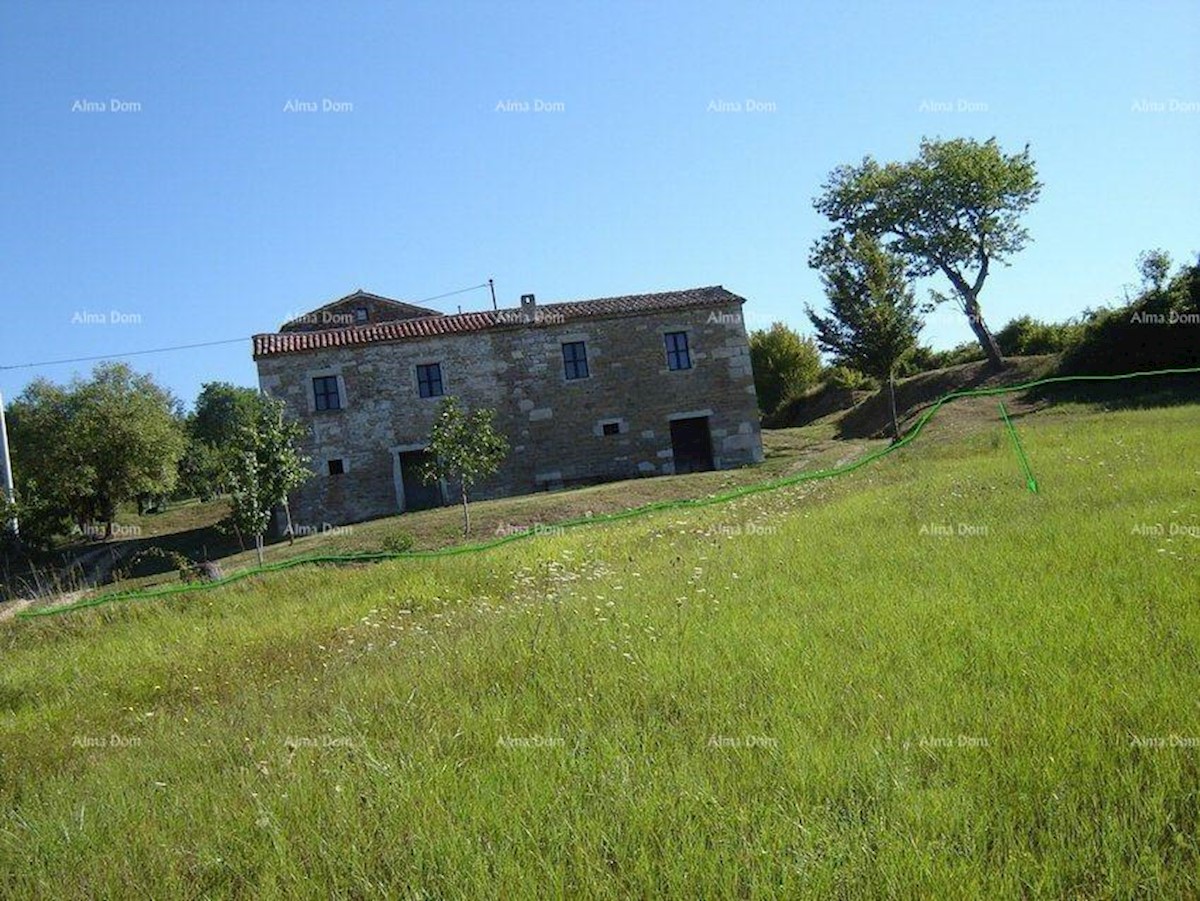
1;401;1199;897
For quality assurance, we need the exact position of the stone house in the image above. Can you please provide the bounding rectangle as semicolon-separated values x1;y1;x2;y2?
252;286;764;529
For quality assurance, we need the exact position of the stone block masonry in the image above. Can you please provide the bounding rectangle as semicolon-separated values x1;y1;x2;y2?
253;286;764;528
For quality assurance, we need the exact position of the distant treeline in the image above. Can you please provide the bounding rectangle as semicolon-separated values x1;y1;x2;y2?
750;251;1200;421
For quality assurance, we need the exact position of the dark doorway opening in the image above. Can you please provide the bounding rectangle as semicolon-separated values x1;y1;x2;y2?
398;450;443;511
669;416;714;474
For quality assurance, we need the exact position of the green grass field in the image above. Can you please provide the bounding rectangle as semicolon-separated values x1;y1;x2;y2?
1;422;875;604
2;401;1199;897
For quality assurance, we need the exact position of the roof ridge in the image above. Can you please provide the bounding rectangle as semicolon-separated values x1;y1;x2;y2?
282;289;442;323
254;286;745;359
539;285;725;309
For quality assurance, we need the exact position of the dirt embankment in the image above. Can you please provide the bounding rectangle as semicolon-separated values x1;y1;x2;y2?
768;356;1058;439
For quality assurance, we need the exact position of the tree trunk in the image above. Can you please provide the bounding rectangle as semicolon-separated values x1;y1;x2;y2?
282;497;295;546
460;488;470;536
255;533;264;566
888;371;901;440
965;295;1004;370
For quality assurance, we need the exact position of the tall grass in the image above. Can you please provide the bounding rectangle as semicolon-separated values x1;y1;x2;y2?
1;405;1198;897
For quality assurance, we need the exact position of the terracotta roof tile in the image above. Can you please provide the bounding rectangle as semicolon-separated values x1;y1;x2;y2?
253;285;745;359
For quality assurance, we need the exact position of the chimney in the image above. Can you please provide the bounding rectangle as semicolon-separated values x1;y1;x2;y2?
520;293;536;322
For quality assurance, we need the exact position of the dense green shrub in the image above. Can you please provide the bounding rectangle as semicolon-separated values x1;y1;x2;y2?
995;316;1085;356
824;366;879;392
382;531;416;554
902;342;984;375
748;323;823;417
1059;259;1200;375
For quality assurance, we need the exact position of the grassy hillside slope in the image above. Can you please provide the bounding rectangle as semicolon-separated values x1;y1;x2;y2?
1;402;1199;897
2;426;880;606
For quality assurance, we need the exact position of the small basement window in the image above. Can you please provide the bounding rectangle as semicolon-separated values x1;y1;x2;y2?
327;458;346;476
602;421;620;436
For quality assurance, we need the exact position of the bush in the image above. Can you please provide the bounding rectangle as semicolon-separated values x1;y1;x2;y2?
381;531;415;554
825;366;879;392
120;546;219;584
749;323;823;417
0;483;70;554
902;343;984;375
995;316;1084;356
1058;259;1200;375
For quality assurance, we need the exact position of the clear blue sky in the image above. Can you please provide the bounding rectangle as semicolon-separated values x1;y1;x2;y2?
1;0;1196;408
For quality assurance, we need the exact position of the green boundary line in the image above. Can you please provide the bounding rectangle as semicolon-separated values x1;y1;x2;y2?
15;365;1200;621
999;401;1039;493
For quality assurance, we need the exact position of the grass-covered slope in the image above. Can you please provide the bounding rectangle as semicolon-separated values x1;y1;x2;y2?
1;403;1198;897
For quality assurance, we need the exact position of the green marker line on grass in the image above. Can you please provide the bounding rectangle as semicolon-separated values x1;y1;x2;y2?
16;364;1199;620
999;401;1039;493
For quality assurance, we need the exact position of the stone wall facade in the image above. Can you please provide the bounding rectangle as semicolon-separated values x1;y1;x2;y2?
280;290;440;332
255;296;763;529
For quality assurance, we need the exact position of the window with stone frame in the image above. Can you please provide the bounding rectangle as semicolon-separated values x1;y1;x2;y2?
562;341;589;380
664;331;692;370
313;375;341;411
417;363;444;398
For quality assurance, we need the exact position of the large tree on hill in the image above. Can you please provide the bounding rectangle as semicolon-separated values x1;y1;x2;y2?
6;380;89;543
807;232;923;439
813;137;1041;370
8;363;184;541
73;364;185;530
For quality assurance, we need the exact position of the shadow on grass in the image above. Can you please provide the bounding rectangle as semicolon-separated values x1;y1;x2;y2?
1020;372;1200;414
111;523;243;580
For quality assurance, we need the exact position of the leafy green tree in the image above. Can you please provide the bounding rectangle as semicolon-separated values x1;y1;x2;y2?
176;437;227;502
8;364;184;540
748;323;823;417
0;489;20;557
191;382;262;447
807;232;922;438
223;397;311;564
1137;249;1172;293
825;365;878;392
813;137;1042;369
73;364;184;533
421;396;509;535
1060;253;1200;374
182;382;266;498
6;380;86;544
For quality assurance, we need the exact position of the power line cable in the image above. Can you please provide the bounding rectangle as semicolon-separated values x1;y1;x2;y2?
0;282;493;372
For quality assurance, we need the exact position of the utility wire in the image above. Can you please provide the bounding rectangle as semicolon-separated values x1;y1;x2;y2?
0;338;250;371
0;282;493;372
